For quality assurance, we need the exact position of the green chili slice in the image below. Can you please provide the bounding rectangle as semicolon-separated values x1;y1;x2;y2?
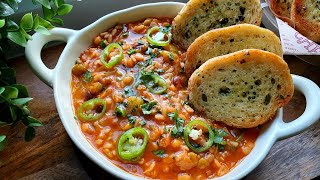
146;26;172;46
118;127;148;161
137;71;167;94
184;120;214;153
100;43;124;68
77;98;106;121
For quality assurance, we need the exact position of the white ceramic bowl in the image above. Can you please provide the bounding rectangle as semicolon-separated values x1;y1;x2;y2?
25;2;320;179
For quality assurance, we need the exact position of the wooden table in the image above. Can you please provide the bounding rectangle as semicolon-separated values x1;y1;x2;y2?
0;44;319;180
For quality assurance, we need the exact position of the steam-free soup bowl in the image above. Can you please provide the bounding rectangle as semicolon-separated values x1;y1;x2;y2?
25;2;320;179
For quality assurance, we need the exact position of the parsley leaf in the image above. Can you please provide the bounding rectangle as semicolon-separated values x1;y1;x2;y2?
123;86;136;97
168;110;184;138
115;103;126;117
152;149;166;158
83;70;92;83
127;115;137;124
128;49;136;55
141;101;157;115
212;128;228;145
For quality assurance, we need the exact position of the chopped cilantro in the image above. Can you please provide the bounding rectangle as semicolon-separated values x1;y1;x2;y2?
128;49;136;55
122;32;129;37
168;110;184;138
152;149;165;158
83;70;92;83
123;86;136;97
212;128;228;145
137;39;145;45
139;119;147;126
99;40;107;48
115;104;126;117
127;115;137;124
141;101;157;115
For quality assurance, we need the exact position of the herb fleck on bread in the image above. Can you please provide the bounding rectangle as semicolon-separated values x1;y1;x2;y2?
172;0;262;50
188;49;294;128
185;24;283;78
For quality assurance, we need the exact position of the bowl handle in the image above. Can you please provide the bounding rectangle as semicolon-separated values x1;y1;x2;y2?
25;27;77;87
276;74;320;140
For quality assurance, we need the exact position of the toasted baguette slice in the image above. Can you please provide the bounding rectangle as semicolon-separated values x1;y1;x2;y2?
269;0;294;26
188;49;293;128
185;24;283;77
291;0;320;43
172;0;262;50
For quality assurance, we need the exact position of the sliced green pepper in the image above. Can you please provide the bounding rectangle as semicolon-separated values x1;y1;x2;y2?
78;98;106;121
146;26;172;46
137;71;167;94
118;127;148;161
184;120;214;153
115;103;126;117
100;43;124;68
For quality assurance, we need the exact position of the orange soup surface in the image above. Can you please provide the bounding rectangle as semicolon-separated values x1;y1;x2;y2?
71;18;259;179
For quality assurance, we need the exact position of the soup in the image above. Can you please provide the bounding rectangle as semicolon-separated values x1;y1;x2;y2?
71;18;259;179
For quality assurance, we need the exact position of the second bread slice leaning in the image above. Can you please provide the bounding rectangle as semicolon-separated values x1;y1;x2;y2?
185;24;283;77
188;49;293;128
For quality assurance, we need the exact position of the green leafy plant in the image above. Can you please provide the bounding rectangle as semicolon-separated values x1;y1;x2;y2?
0;0;73;151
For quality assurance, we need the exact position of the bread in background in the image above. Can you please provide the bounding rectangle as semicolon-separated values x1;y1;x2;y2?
270;0;294;26
291;0;320;43
185;24;283;77
172;0;262;50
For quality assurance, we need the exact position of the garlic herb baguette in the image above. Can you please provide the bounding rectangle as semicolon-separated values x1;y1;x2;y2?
188;49;294;128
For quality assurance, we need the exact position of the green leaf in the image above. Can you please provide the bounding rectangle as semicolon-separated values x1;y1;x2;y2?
141;101;157;115
27;116;43;127
9;105;18;121
49;17;63;26
127;115;137;124
1;86;18;99
19;28;32;40
0;1;15;17
57;0;65;6
11;84;29;97
25;126;35;141
35;0;51;9
0;19;5;28
0;61;8;68
33;15;39;29
0;87;4;94
5;0;18;11
57;4;73;16
11;97;33;105
6;19;19;31
20;13;33;31
82;70;92;83
7;31;27;47
213;136;227;145
38;16;54;29
0;135;7;151
35;25;50;35
53;0;59;7
0;67;16;85
43;6;55;19
168;110;184;138
152;149;166;158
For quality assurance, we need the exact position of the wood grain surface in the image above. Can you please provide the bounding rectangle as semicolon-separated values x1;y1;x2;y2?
0;44;319;180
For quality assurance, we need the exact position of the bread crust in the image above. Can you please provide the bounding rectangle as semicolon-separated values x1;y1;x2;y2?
270;0;294;26
291;0;320;43
188;49;294;128
185;24;283;78
172;0;262;50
